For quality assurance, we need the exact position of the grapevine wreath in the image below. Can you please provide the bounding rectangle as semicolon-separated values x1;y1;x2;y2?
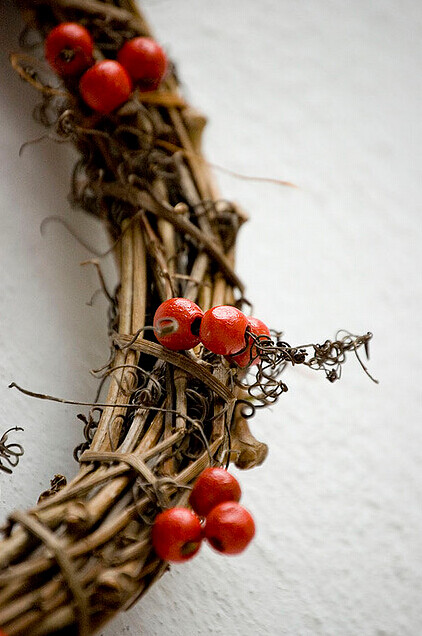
0;1;376;634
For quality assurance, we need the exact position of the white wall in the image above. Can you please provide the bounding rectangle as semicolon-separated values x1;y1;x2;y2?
0;1;421;634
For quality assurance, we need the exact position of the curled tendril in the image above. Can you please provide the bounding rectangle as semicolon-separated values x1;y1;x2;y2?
0;427;24;475
236;330;376;409
234;399;256;420
73;408;103;461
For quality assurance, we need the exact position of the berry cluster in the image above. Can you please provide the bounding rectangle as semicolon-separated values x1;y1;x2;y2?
151;468;255;562
153;298;271;368
44;22;167;114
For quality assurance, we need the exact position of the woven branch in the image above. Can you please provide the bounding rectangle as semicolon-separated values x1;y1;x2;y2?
0;1;375;634
0;2;264;634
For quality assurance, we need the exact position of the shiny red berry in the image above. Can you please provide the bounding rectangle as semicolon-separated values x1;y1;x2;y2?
45;22;94;77
118;37;167;91
153;298;203;351
151;507;203;562
189;467;241;518
228;316;271;367
79;60;132;114
199;305;248;356
204;501;255;555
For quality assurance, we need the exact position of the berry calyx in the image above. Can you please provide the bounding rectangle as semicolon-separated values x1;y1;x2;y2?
45;22;94;77
151;507;203;562
199;305;248;356
153;297;203;351
117;37;167;91
204;501;255;555
79;60;132;114
228;316;271;367
189;467;242;517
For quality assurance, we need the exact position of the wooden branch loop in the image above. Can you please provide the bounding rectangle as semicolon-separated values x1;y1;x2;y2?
0;1;262;633
10;52;69;98
8;511;90;636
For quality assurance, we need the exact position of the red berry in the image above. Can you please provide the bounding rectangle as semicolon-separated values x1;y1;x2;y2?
151;507;202;562
199;305;248;356
79;60;132;114
118;37;167;91
189;467;241;517
153;298;203;351
45;22;93;77
204;501;255;555
228;316;271;367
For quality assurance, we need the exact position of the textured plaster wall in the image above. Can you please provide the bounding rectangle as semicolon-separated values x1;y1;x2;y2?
0;1;421;635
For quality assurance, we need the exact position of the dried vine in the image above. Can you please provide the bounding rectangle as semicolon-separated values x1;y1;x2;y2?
0;428;24;475
0;1;375;635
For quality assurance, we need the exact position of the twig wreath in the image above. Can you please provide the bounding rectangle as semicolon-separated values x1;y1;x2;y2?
0;1;376;634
